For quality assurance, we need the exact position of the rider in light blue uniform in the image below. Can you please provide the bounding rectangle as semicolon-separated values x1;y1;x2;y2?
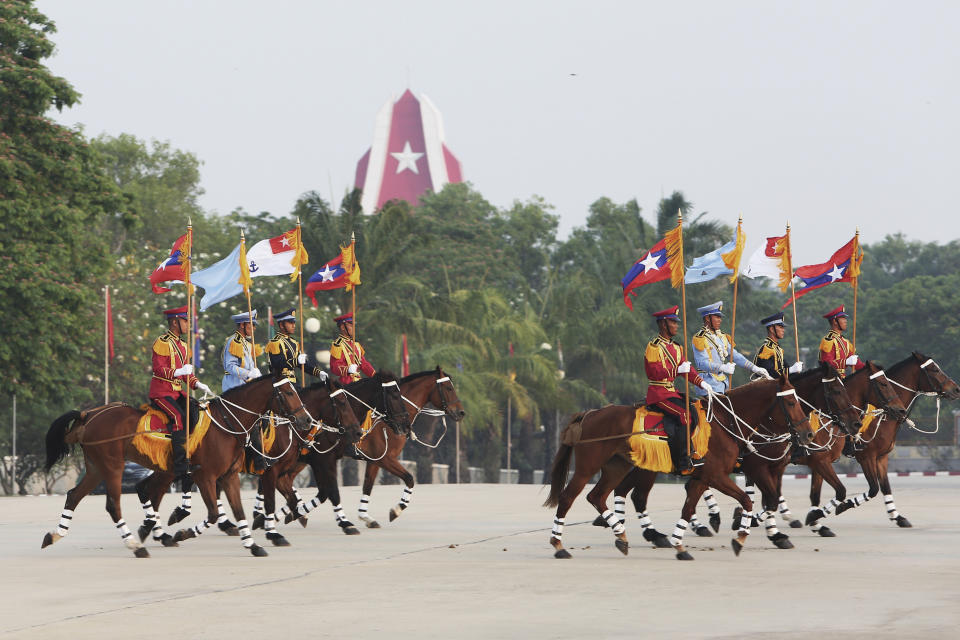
221;310;263;393
691;301;771;396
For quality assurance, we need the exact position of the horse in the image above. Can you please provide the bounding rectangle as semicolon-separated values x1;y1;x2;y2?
136;377;363;548
41;375;311;557
544;373;813;560
271;368;464;532
829;352;960;526
258;371;413;533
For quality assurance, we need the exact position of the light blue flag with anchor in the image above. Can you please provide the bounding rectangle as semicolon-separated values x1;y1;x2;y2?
684;237;738;284
191;243;243;311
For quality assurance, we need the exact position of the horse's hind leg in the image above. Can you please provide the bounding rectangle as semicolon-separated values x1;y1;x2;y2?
103;464;149;558
804;457;844;536
592;468;634;527
670;477;710;560
699;470;753;557
215;480;239;535
551;467;591;559
379;457;416;523
877;455;910;528
136;471;178;547
42;461;102;549
627;470;673;547
358;461;381;528
700;489;722;532
586;457;633;556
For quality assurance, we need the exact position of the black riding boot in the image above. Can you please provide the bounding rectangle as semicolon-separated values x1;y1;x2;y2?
170;428;189;483
663;416;695;474
248;425;269;472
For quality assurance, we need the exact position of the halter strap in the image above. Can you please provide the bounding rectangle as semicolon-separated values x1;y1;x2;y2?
776;389;797;398
329;388;345;398
273;378;293;388
920;358;934;369
436;376;451;383
869;370;886;380
381;380;399;388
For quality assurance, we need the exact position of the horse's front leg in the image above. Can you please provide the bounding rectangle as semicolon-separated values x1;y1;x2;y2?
750;466;794;550
804;454;845;537
877;454;911;528
699;467;754;558
136;471;178;546
42;459;103;551
221;471;267;556
377;457;416;524
103;463;149;558
260;466;291;546
669;476;710;561
586;456;633;556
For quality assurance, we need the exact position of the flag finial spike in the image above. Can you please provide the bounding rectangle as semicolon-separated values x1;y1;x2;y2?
240;227;245;240
188;218;193;228
738;214;743;224
351;230;356;242
297;217;302;226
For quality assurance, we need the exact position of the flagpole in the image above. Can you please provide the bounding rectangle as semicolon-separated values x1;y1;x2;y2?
786;224;800;362
677;211;692;459
852;228;859;350
730;216;742;354
297;219;306;385
104;286;109;404
240;229;259;369
351;231;357;342
185;219;193;454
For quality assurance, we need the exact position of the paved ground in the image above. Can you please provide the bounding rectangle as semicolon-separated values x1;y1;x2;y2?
1;476;959;639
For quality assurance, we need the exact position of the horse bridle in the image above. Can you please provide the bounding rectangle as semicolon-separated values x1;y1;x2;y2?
915;355;949;396
431;375;462;421
762;387;807;435
863;368;903;418
379;379;409;434
270;378;312;426
817;376;860;435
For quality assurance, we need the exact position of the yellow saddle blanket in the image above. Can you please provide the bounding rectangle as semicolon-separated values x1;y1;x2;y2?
131;405;211;471
628;402;711;474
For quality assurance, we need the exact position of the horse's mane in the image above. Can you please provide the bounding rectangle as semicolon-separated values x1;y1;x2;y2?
218;374;275;400
304;378;342;394
723;378;779;399
886;352;926;377
344;370;398;394
400;368;443;384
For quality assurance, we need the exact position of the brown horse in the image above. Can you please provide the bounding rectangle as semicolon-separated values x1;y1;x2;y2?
830;352;960;525
273;368;465;532
42;375;311;557
544;374;813;560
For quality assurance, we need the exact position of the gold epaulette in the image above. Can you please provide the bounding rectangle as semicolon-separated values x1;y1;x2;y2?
254;344;264;358
757;344;777;360
691;334;708;352
153;337;171;357
228;337;246;358
645;342;662;365
265;338;282;356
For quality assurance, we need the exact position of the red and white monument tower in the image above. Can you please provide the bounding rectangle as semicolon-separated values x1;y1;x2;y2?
354;90;463;215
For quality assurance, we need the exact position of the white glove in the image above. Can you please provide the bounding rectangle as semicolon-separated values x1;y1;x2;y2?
317;370;329;382
247;368;262;380
789;361;804;374
752;364;773;380
720;362;737;375
677;361;691;374
297;353;308;365
699;380;714;395
845;355;859;366
195;381;212;396
173;364;194;377
347;364;359;375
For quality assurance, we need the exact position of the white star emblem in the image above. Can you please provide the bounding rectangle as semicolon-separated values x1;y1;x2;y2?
318;265;337;282
280;236;290;248
391;141;424;174
827;263;845;282
640;251;662;273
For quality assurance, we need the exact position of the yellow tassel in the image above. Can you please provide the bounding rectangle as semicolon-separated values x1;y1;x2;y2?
691;401;711;459
809;412;822;433
357;410;374;441
859;405;877;434
628;407;674;473
131;410;212;471
663;224;685;289
722;225;746;283
775;235;792;292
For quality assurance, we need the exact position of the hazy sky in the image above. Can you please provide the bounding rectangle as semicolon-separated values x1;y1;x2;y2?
38;1;959;261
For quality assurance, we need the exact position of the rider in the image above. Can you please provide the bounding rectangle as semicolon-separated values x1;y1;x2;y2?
691;301;772;395
818;306;865;378
266;308;328;385
644;306;714;472
223;310;267;471
330;312;376;385
149;306;213;488
753;312;804;378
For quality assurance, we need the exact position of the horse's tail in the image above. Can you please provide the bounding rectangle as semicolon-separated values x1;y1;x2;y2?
542;411;588;508
45;410;82;471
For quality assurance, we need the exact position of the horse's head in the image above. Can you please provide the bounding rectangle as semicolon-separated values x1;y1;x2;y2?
912;352;960;401
376;371;411;435
323;379;364;444
427;366;466;422
772;372;815;445
268;375;313;430
858;361;908;422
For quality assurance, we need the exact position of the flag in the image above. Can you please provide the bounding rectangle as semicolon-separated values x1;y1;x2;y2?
340;240;361;291
621;239;671;309
742;234;792;292
684;237;738;284
722;222;747;283
149;234;191;294
238;237;252;294
304;253;349;305
192;243;244;311
401;334;410;377
782;235;863;307
245;229;309;282
106;288;114;361
662;224;685;289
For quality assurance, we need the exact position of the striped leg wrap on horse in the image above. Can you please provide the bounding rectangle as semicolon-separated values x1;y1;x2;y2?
332;504;348;523
669;519;688;547
551;517;565;539
745;484;756;502
763;511;780;537
56;509;73;537
777;496;793;519
253;493;264;516
297;496;323;516
614;496;626;523
399;487;412;510
821;497;840;515
359;494;371;518
180;492;192;511
264;514;276;533
689;514;702;531
637;511;652;530
703;491;720;515
216;500;229;524
851;492;869;508
738;510;754;534
192;519;211;536
602;510;625;535
236;519;254;548
884;495;900;520
140;500;166;538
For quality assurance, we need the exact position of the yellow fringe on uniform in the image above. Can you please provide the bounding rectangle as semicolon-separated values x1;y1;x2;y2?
132;407;212;471
859;404;878;434
357;410;375;441
628;407;673;473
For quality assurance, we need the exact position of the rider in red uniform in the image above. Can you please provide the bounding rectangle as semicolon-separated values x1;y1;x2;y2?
644;306;714;472
329;313;375;385
818;306;866;378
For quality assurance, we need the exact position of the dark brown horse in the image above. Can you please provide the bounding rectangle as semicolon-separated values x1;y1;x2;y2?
42;376;311;557
830;352;960;525
544;374;813;560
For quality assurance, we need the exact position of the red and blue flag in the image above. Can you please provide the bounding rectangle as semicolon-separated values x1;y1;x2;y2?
622;239;671;309
305;254;348;305
149;234;191;294
783;235;862;307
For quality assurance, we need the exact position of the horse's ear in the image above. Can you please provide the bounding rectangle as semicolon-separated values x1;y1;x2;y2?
436;364;441;372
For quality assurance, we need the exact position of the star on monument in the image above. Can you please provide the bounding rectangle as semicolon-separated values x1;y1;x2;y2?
391;141;424;174
640;252;662;273
827;263;845;282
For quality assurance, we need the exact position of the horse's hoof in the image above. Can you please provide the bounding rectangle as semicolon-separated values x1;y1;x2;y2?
167;506;190;526
895;515;913;528
592;515;608;527
158;533;179;547
676;550;694;561
133;547;150;558
642;528;672;548
817;526;836;537
172;529;195;543
769;533;794;549
389;507;403;522
298;516;308;528
834;501;852;516
694;525;713;538
615;538;629;556
252;513;264;530
365;519;381;529
41;532;56;549
709;513;721;533
138;522;151;543
731;539;743;556
249;544;269;557
788;519;803;529
805;509;825;526
554;548;572;559
218;521;240;536
266;532;290;547
731;507;742;531
339;520;361;535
